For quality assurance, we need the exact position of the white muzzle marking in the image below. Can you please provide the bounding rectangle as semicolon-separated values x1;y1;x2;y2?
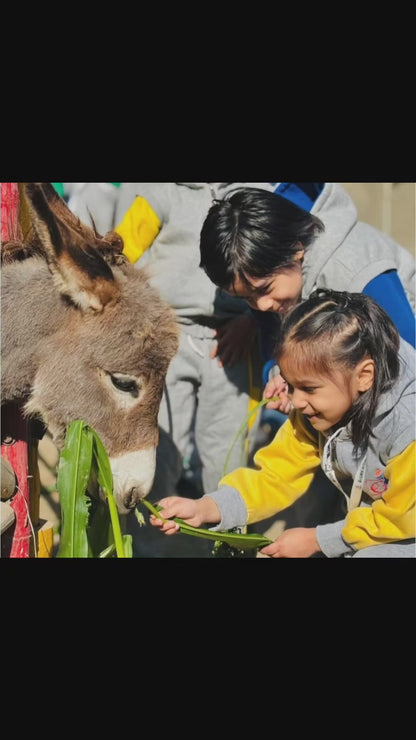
110;447;156;500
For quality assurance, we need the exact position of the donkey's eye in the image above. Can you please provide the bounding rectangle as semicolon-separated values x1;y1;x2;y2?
110;374;139;397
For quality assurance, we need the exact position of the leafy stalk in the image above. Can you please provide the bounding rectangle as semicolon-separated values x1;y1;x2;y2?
139;399;281;552
140;499;272;550
57;421;92;557
92;430;126;558
57;420;130;558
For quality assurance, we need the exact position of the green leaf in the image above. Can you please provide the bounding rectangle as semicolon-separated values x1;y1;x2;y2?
56;421;131;558
99;544;116;558
140;499;273;551
98;534;132;558
122;534;133;558
91;431;113;496
91;429;127;558
56;420;93;558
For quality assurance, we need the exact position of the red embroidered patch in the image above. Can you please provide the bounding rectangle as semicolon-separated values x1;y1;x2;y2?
365;474;389;499
370;480;388;494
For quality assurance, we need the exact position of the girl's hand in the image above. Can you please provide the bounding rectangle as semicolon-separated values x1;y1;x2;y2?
149;495;221;534
260;528;321;558
263;373;292;414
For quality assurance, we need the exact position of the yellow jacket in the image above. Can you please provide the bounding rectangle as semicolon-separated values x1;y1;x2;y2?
217;411;415;553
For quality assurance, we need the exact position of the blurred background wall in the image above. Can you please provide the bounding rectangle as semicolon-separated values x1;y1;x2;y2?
341;183;414;255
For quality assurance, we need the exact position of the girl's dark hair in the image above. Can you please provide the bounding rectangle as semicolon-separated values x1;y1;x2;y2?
199;187;324;290
277;289;401;455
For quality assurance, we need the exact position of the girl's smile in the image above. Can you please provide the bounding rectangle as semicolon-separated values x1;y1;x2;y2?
278;356;373;434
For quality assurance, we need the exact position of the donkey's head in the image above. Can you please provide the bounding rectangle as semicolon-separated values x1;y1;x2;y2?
1;183;178;513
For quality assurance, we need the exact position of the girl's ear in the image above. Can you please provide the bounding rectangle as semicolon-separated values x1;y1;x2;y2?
294;246;305;262
356;358;375;392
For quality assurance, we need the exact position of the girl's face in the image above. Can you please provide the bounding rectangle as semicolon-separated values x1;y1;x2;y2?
228;250;304;314
278;356;374;433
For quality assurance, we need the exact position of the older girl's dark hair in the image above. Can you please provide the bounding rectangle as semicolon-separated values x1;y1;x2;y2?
277;289;401;454
199;187;324;290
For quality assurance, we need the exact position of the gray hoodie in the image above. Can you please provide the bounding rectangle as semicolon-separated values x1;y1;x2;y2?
305;183;415;310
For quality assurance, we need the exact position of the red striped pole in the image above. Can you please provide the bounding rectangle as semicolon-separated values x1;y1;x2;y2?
1;183;32;557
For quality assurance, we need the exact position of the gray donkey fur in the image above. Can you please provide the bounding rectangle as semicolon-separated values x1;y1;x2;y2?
1;183;179;520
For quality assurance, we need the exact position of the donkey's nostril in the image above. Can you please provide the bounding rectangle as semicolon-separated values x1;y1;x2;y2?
126;489;137;509
117;487;143;513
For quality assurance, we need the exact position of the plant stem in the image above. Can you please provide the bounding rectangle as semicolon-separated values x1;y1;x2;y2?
107;491;126;558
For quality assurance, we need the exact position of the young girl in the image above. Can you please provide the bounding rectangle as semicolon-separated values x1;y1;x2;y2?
149;289;415;558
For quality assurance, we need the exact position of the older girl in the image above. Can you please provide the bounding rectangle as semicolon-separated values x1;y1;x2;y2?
199;186;415;417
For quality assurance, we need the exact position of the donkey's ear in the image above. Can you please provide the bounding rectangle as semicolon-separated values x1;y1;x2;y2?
24;183;120;312
28;183;89;232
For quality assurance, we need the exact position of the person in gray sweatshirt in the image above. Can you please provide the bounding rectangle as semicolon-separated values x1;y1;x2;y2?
149;290;416;558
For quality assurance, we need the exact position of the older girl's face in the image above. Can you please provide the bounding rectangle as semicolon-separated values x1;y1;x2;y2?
228;250;304;314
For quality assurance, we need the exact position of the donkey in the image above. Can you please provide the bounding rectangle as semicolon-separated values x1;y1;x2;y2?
1;182;179;516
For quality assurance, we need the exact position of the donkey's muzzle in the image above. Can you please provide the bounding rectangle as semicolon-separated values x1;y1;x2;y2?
110;447;157;514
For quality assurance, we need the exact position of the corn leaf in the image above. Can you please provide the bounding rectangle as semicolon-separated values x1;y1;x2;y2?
57;420;93;558
140;499;273;551
99;544;116;558
91;430;127;558
56;421;131;558
91;430;113;495
121;534;133;558
98;535;132;558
